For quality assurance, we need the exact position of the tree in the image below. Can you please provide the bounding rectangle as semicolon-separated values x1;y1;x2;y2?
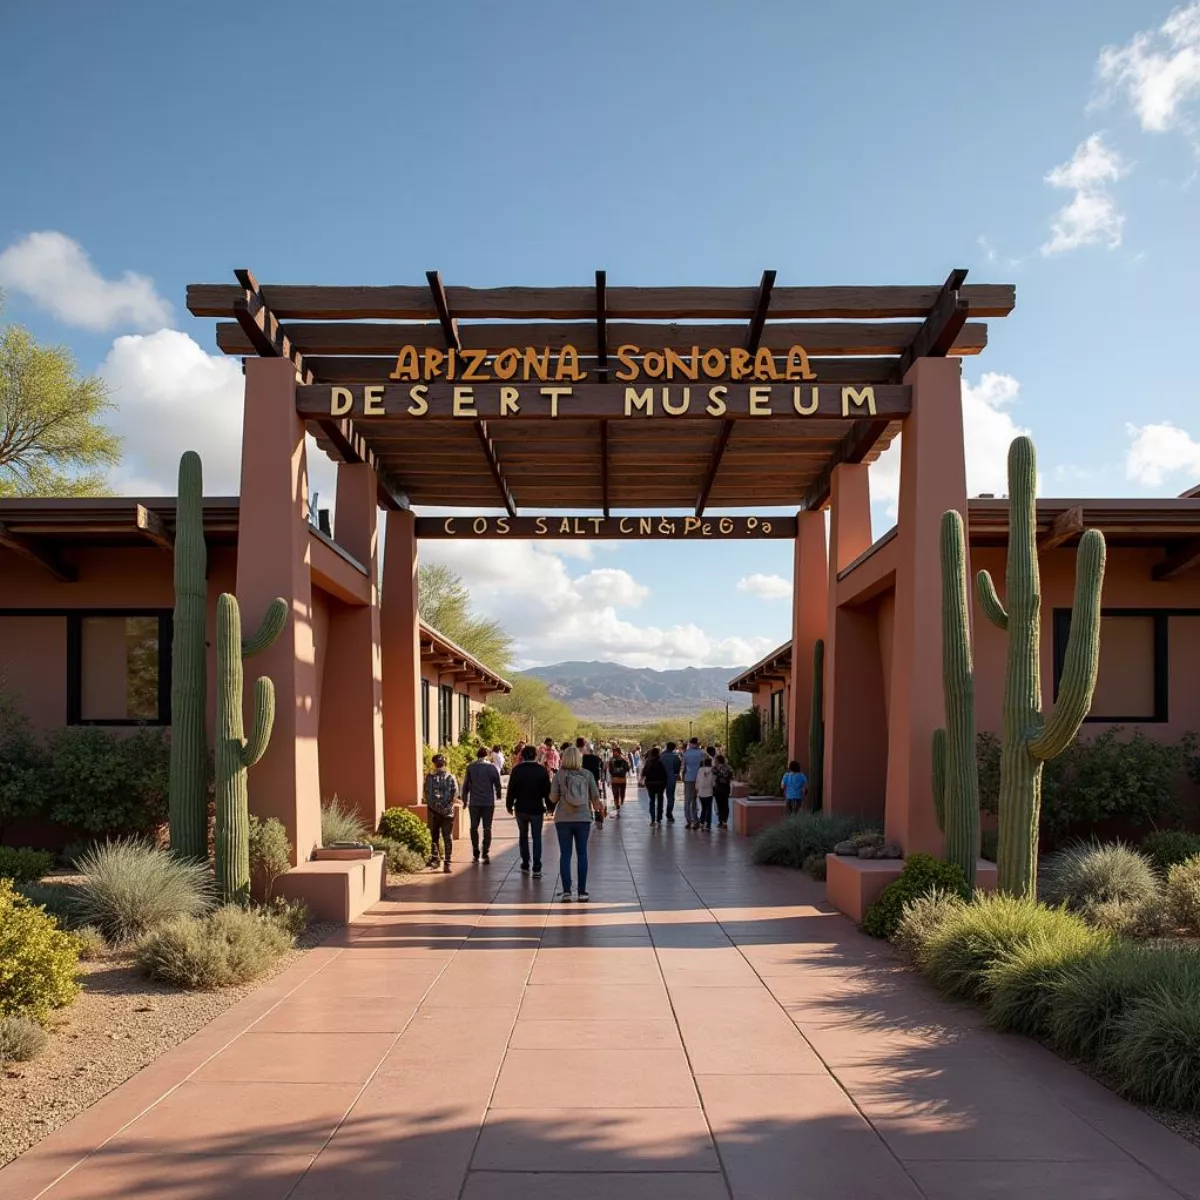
476;706;524;749
491;675;577;745
0;315;120;496
417;562;513;674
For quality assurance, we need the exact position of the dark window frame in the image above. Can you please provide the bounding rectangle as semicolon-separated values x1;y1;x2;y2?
459;692;470;737
421;679;430;745
438;683;454;746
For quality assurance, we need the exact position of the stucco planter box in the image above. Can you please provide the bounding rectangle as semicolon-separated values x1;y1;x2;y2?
825;854;998;923
274;851;386;923
732;795;788;837
312;846;374;861
730;781;750;799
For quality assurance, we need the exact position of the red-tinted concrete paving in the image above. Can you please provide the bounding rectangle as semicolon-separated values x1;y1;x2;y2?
5;791;1200;1199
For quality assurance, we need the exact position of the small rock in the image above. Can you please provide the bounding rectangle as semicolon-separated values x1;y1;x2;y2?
133;1004;155;1013
879;842;903;859
833;840;859;855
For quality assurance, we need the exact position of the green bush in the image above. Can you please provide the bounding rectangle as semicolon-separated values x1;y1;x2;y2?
0;880;80;1021
71;925;107;960
984;923;1113;1037
261;897;309;938
1106;980;1200;1111
862;854;969;940
0;847;54;884
248;816;292;900
744;730;788;796
802;853;827;882
476;706;522;751
727;707;760;772
370;836;427;875
0;695;50;835
74;840;213;943
42;727;171;835
751;812;875;869
0;1014;48;1063
135;905;293;989
320;796;369;846
377;807;433;859
891;888;966;962
1080;893;1172;939
919;893;1095;1002
1041;840;1161;911
1140;830;1200;874
1166;856;1200;934
17;882;80;928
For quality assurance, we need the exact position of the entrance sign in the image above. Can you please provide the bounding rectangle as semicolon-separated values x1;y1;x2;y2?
299;382;910;422
415;515;798;540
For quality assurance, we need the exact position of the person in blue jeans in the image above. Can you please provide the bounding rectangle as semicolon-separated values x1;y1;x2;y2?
680;737;705;828
550;744;601;901
660;741;682;823
781;761;809;815
506;744;552;877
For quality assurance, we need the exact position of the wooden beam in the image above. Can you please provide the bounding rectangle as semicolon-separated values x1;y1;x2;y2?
695;420;735;517
1153;537;1200;582
801;417;894;511
415;515;799;539
475;422;516;516
1038;504;1084;552
745;270;777;354
894;268;970;381
217;319;989;358
0;522;76;582
135;504;173;551
600;419;610;518
595;270;608;382
188;282;1017;321
426;270;461;352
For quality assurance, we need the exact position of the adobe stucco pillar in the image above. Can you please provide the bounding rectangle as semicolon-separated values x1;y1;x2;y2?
235;358;321;863
381;509;423;807
788;510;828;766
318;463;386;829
884;356;969;855
823;463;878;820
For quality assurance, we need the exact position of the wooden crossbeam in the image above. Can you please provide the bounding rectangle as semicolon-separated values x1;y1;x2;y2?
135;504;173;551
0;522;76;582
1153;537;1200;582
695;420;735;517
595;270;608;380
894;268;970;381
600;420;610;518
1038;505;1084;552
801;417;893;511
426;271;461;352
475;421;516;516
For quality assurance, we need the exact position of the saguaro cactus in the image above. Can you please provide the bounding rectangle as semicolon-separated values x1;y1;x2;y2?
976;437;1105;897
807;638;825;811
214;593;288;903
932;510;981;887
168;451;208;860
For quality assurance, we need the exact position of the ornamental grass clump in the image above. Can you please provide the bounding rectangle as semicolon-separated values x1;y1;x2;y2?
891;887;967;963
74;839;213;943
17;882;81;928
1041;840;1160;912
1166;855;1200;934
321;795;369;846
0;1014;48;1063
0;880;80;1021
751;812;876;870
1104;973;1200;1110
377;806;433;859
861;854;969;940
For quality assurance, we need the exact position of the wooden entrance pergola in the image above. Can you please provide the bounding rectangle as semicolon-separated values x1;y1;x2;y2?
186;270;1014;876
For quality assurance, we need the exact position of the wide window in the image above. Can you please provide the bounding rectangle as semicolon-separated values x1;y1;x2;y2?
438;684;454;746
69;612;170;725
421;679;430;745
1053;609;1166;723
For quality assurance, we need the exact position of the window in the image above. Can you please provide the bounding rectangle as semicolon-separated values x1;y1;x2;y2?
68;612;171;725
1053;609;1167;723
459;692;470;737
769;688;785;735
421;679;430;745
438;684;454;746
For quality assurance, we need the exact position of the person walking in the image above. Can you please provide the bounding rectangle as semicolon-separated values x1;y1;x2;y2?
506;744;551;877
489;744;506;775
696;755;716;832
423;753;458;872
630;745;640;775
538;737;561;775
661;740;682;823
550;744;601;901
463;745;502;862
712;753;734;829
579;738;606;829
608;744;630;816
642;745;668;826
781;760;809;815
681;736;704;829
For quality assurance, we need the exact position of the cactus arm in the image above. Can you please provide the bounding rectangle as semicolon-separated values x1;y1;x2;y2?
976;570;1009;630
240;677;276;768
932;727;947;833
1028;529;1106;760
243;598;288;658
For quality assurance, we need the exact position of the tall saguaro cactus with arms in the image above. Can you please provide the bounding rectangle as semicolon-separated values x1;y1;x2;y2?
976;436;1106;897
214;593;289;903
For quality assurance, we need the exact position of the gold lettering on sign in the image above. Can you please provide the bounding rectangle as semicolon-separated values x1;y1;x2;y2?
443;518;457;534
684;517;702;535
625;387;654;417
557;345;585;381
793;385;819;416
701;349;726;378
706;385;727;416
407;384;429;416
493;348;519;380
615;345;639;382
452;387;477;417
461;349;489;380
729;348;751;380
499;386;520;416
785;346;816;380
389;346;419;380
753;348;780;380
330;386;353;416
496;517;510;534
619;518;633;533
643;351;665;379
662;387;690;416
363;385;385;415
749;386;772;415
540;386;572;417
535;517;548;534
842;386;876;417
473;518;488;534
719;518;734;534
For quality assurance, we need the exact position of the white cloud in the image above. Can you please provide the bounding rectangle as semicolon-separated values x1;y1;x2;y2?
0;231;172;331
736;572;792;601
1125;420;1200;486
1041;135;1130;255
870;372;1029;517
1097;2;1200;135
415;537;775;670
98;329;336;504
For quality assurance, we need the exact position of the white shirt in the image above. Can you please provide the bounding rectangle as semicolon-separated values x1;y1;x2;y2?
490;751;506;773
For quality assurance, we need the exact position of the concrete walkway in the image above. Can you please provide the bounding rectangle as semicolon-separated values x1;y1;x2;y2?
5;791;1200;1200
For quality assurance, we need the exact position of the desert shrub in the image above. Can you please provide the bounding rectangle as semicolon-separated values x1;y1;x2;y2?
42;727;171;835
476;706;523;750
802;853;827;882
891;888;967;962
1041;840;1161;912
920;893;1094;1002
744;730;789;796
1081;893;1172;939
136;905;293;989
370;836;427;875
0;694;50;835
1105;977;1200;1110
861;854;969;940
1166;856;1200;934
0;847;54;884
74;840;213;943
71;925;107;960
17;882;80;928
980;828;997;863
261;897;309;937
377;806;433;858
320;796;369;846
727;707;760;772
751;812;875;869
1141;830;1200;874
248;816;292;900
984;923;1113;1037
0;880;80;1021
0;1014;48;1063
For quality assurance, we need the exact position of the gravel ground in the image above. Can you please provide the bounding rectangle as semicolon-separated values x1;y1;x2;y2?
0;920;338;1168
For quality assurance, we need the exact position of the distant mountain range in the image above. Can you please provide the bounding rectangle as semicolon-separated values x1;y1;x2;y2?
520;660;753;720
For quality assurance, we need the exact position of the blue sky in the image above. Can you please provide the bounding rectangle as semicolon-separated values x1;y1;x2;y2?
2;1;1199;669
